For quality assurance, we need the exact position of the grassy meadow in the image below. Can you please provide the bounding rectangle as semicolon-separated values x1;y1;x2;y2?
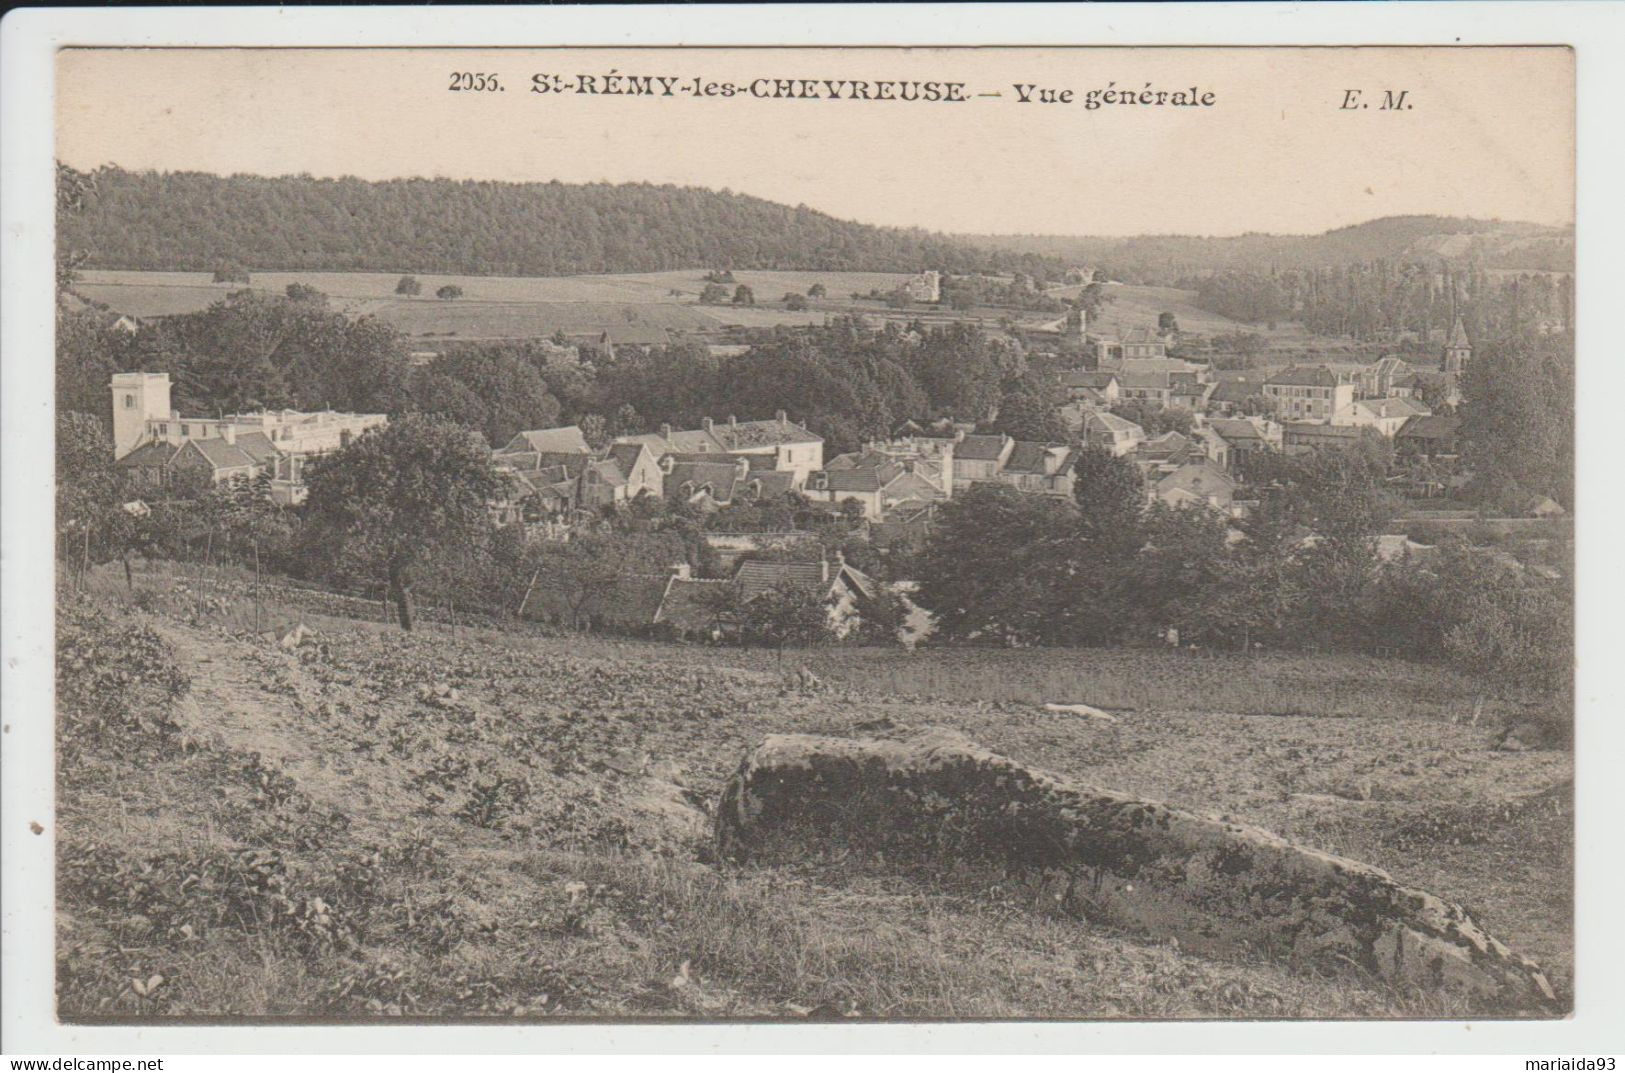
55;562;1572;1020
72;268;1326;344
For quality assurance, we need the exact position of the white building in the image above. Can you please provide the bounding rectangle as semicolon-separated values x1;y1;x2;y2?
1331;396;1432;437
110;371;388;502
902;270;941;304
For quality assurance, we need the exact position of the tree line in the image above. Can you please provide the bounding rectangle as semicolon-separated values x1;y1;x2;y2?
1187;262;1573;342
911;447;1571;703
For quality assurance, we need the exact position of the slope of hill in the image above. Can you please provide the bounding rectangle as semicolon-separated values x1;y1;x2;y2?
57;166;1057;278
56;566;1572;1020
956;216;1574;279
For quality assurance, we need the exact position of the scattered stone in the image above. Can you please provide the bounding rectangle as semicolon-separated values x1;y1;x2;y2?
1043;702;1119;722
716;727;1558;1012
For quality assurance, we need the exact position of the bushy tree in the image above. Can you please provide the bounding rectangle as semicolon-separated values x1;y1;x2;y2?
57;412;127;576
1072;446;1145;552
303;416;507;630
732;284;756;307
740;582;831;652
395;275;422;296
408;351;560;448
699;282;729;305
912;483;1080;645
989;377;1068;443
131;289;412;416
783;292;808;311
436;284;464;300
1459;332;1573;512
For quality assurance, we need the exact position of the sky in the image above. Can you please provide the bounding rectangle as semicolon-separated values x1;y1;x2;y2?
56;46;1574;237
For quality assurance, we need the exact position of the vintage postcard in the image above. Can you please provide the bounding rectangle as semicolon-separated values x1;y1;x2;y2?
3;5;1612;1056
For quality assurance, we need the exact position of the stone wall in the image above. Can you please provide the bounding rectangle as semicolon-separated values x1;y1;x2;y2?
716;727;1558;1012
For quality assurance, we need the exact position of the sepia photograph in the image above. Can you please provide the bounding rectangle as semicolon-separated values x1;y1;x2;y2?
15;31;1592;1038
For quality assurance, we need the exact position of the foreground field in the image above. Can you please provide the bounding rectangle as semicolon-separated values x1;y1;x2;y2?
56;571;1572;1020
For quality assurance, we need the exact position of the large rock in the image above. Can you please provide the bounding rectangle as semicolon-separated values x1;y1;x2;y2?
716;727;1557;1011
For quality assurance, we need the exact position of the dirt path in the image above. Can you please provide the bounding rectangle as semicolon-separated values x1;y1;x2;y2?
152;620;422;845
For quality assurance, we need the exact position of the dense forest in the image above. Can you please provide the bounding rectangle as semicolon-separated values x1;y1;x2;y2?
56;166;1061;278
1185;262;1573;342
955;216;1574;282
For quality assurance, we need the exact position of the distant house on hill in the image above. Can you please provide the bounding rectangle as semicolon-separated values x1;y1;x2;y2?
902;270;942;303
1093;327;1168;364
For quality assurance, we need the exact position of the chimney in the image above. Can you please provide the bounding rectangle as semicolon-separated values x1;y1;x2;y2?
222;424;237;445
661;423;673;441
702;417;713;432
833;549;845;571
820;559;830;583
735;456;750;480
659;454;675;474
776;409;787;428
728;415;737;429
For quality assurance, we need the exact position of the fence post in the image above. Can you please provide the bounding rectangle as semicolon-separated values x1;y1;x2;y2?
254;542;263;634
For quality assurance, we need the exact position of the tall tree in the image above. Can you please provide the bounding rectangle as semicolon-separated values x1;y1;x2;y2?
1458;331;1574;512
303;416;507;630
912;483;1080;645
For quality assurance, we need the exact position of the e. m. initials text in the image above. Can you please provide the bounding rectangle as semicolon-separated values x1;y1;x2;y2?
1341;89;1413;111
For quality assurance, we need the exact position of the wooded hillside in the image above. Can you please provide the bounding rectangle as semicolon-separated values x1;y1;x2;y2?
955;216;1574;281
57;166;1058;278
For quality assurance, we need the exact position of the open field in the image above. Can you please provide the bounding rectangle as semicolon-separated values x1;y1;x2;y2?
56;564;1571;1020
1047;282;1336;350
73;269;918;341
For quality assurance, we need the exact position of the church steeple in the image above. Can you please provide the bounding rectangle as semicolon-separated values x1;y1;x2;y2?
1443;315;1472;374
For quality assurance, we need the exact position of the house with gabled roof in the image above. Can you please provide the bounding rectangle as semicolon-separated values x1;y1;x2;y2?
497;425;592;456
613;411;823;486
1282;421;1366;455
1000;442;1079;498
1208;375;1269;416
1081;411;1146;457
1394;414;1462;461
1154;460;1238;511
1264;366;1355;423
1332;395;1432;437
733;555;880;639
1204;417;1271;475
651;576;738;640
1058;369;1121;405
